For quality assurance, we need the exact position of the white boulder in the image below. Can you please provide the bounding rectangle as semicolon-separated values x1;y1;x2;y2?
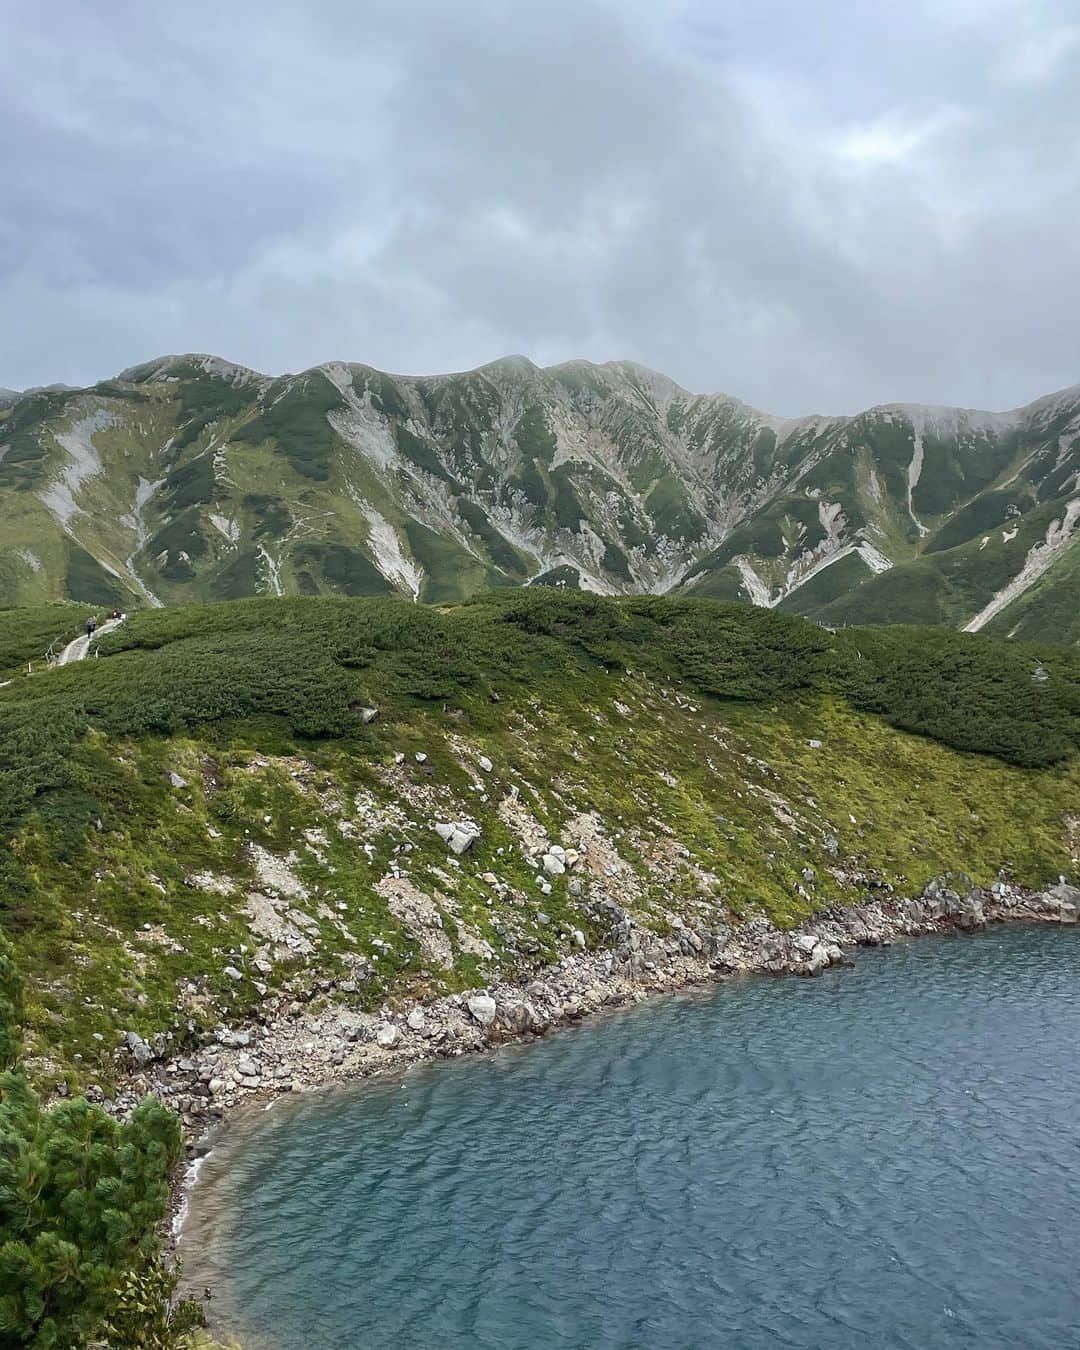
467;994;497;1026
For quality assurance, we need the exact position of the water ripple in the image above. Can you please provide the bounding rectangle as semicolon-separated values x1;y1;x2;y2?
181;928;1080;1349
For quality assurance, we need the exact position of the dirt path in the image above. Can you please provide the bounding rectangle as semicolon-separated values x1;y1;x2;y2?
56;615;124;666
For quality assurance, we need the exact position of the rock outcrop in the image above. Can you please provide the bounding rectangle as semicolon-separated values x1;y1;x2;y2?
120;879;1074;1145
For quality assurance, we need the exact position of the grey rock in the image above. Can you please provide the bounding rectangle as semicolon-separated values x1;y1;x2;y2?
222;965;243;982
358;706;379;724
237;1056;260;1078
407;1007;426;1031
124;1031;153;1068
449;827;479;855
957;893;986;932
435;820;480;854
804;944;831;975
711;924;731;953
467;994;497;1026
376;1023;401;1048
167;771;189;789
497;1001;536;1033
542;852;566;877
215;1028;251;1048
478;755;493;773
794;934;818;955
1044;881;1080;922
898;898;924;925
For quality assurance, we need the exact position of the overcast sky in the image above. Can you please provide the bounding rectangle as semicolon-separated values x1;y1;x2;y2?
3;0;1079;414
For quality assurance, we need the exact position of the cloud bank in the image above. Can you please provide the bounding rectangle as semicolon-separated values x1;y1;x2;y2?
2;0;1078;413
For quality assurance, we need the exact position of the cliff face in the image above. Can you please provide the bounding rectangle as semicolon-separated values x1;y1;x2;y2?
2;354;1078;638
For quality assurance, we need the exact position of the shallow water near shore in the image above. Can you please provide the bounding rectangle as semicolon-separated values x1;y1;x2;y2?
181;925;1080;1349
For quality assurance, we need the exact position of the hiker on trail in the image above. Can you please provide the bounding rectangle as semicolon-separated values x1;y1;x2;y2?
110;608;121;620
85;615;97;638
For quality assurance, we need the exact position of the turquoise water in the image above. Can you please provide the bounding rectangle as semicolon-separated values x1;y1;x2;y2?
181;926;1080;1348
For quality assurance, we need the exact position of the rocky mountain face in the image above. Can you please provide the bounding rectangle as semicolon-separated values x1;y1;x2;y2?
1;353;1077;638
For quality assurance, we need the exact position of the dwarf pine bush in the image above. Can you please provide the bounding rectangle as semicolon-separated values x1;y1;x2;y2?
0;938;190;1347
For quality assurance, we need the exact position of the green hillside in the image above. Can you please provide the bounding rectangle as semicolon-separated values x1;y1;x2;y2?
1;592;1076;1091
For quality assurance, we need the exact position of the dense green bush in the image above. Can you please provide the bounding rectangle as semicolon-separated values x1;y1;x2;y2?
97;1257;209;1349
64;547;127;609
0;939;189;1347
0;591;1075;905
0;608;79;676
16;589;1080;771
835;626;1080;769
162;456;215;511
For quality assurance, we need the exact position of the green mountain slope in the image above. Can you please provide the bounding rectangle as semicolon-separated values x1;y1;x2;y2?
2;591;1078;1096
1;355;1077;633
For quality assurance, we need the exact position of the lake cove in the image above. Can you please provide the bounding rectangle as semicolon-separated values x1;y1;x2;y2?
181;925;1080;1350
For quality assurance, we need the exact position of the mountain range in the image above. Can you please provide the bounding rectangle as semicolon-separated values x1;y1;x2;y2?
1;353;1077;640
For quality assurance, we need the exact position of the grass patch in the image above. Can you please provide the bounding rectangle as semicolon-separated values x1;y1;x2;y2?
232;373;339;481
294;542;394;598
65;545;129;608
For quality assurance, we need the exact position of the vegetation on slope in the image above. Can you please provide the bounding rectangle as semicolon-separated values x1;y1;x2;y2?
0;590;1075;1342
5;354;1075;627
0;592;1075;1082
0;937;211;1348
813;499;1078;631
0;606;81;676
984;535;1080;644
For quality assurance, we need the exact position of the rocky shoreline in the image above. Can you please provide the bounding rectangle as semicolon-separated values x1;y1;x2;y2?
113;874;1079;1223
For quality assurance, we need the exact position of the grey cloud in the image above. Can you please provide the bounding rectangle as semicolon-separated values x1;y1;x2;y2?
1;0;1078;414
